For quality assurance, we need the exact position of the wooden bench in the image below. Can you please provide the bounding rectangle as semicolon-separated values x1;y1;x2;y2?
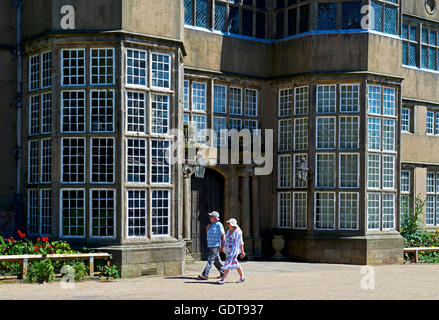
0;253;111;279
404;247;439;263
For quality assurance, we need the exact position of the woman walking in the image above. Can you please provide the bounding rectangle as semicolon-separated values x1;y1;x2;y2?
218;218;246;284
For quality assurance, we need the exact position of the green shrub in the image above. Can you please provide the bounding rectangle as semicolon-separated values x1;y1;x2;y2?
98;262;119;280
401;195;439;263
74;262;88;281
26;259;55;284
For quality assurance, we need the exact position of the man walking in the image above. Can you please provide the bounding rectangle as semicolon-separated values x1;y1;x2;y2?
198;211;225;280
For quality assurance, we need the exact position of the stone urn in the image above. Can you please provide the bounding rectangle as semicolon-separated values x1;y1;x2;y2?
272;235;285;260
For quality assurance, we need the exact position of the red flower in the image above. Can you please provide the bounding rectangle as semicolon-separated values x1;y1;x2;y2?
34;248;37;252
37;237;41;242
40;246;43;248
49;245;52;248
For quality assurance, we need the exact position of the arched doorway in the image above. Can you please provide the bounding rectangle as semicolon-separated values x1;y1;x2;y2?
191;168;225;260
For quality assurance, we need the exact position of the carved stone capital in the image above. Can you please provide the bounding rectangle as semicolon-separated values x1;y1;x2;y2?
237;166;254;177
182;165;194;179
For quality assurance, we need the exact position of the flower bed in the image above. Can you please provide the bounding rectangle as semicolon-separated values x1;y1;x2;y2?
0;230;119;283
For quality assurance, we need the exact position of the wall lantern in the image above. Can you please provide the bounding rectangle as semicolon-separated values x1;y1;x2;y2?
193;153;206;178
296;157;309;182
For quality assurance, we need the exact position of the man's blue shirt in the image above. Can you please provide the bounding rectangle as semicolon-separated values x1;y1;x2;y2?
207;221;225;248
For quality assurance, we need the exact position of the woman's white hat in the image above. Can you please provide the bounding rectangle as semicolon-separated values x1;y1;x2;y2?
226;218;238;227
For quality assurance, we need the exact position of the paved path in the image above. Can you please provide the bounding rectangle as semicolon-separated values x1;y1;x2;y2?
1;261;439;300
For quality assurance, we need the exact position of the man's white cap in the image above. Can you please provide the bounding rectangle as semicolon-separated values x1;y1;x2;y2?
208;211;220;219
226;218;238;227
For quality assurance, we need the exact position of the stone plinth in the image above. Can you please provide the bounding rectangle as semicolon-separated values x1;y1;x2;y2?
99;240;186;278
283;234;404;265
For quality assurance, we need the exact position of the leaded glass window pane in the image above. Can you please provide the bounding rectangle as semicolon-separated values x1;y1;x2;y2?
371;1;383;32
229;6;240;34
195;0;208;28
184;0;193;25
341;1;361;29
279;88;293;117
367;153;380;189
368;117;381;151
317;2;337;31
368;192;380;230
383;119;395;152
340;116;359;150
339;193;359;230
315;192;335;230
293;192;307;230
382;193;395;230
340;153;359;188
278;192;292;228
340;84;360;113
215;2;226;31
384;5;397;35
317;85;336;114
316;153;335;188
316;117;336;150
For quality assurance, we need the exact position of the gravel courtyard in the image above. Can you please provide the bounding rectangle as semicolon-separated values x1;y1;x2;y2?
1;261;439;300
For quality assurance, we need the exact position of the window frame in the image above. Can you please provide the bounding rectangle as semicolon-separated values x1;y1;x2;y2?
125;90;147;134
60;48;86;88
126;48;148;89
90;137;115;185
90;48;115;86
150;93;170;135
40;138;52;184
316;116;336;150
339;152;360;189
126;138;148;184
338;192;359;231
60;90;86;134
150;52;172;91
29;54;40;92
278;154;292;189
150;189;172;237
277;191;292;229
315;153;336;189
41;51;52;90
89;189;116;239
90;89;115;133
314;191;336;231
59;188;86;239
60;137;86;185
150;139;172;185
126;189;148;238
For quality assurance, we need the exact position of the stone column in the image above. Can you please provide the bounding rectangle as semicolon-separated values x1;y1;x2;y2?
251;176;263;256
251;176;260;236
182;166;195;264
240;174;251;238
183;166;194;240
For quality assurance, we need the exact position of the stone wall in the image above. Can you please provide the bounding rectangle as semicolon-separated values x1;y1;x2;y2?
284;234;404;265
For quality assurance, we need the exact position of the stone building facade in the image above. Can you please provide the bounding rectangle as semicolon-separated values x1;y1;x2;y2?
1;0;439;276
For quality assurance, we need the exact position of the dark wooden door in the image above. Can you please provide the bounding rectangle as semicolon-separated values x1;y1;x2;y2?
191;169;225;260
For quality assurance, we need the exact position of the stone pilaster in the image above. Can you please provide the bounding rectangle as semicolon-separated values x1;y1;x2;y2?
182;166;195;263
238;168;252;238
250;176;263;257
